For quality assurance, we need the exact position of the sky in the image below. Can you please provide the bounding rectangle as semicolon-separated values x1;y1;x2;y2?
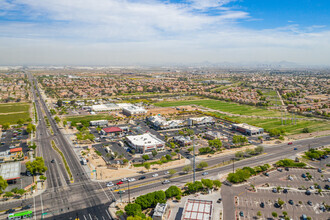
0;0;330;66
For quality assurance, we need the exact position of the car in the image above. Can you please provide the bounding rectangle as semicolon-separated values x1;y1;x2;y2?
274;202;280;208
217;198;222;203
301;214;308;220
310;186;314;190
152;173;159;177
272;188;277;193
288;200;294;205
26;171;32;176
277;168;283;172
106;182;114;187
5;209;15;214
21;205;32;210
9;145;16;149
164;171;169;175
305;190;311;195
288;142;293;145
239;211;244;217
325;185;329;190
162;180;170;184
202;172;208;176
121;177;128;182
138;176;146;180
264;172;269;176
283;189;288;193
118;190;125;194
288;175;293;181
302;174;306;178
51;159;55;163
285;167;289;171
128;178;136;182
311;158;315;161
307;201;312;206
294;148;297;150
116;181;123;185
260;202;264;208
318;168;322;173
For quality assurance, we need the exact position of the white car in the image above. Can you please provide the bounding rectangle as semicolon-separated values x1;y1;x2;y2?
106;182;114;187
152;173;159;177
128;178;136;182
162;180;170;184
164;171;169;175
121;177;128;182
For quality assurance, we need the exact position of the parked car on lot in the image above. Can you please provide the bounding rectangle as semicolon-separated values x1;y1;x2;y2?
260;202;264;208
294;147;297;150
288;142;293;145
318;168;322;173
307;201;312;206
217;198;222;203
288;200;294;205
239;211;244;217
152;173;158;177
277;168;283;172
305;190;311;195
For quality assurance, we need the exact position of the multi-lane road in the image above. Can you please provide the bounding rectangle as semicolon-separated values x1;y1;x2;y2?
1;73;329;220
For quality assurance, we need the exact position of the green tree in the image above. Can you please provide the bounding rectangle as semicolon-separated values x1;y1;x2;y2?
17;118;24;126
269;128;281;137
29;143;37;150
208;139;222;149
169;169;177;177
257;211;262;217
165;186;181;198
187;147;193;152
125;203;142;217
63;120;67;127
213;180;222;189
272;212;277;218
302;127;311;133
0;176;8;193
25;157;48;175
142;155;149;161
2;123;10;130
57;100;63;107
144;163;150;171
201;179;213;189
26;123;36;133
165;154;172;161
254;146;264;154
235;151;244;158
123;159;129;164
278;198;285;207
4;191;14;199
186;181;203;193
54;116;61;123
152;150;157;157
227;169;251;183
50;109;56;115
282;211;288;216
197;161;208;169
183;165;192;173
17;189;26;197
39;175;47;181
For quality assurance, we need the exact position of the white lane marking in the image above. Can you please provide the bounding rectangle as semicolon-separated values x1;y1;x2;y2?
40;195;44;215
33;196;36;220
102;216;105;220
83;215;87;220
98;182;111;202
105;210;112;220
89;213;93;220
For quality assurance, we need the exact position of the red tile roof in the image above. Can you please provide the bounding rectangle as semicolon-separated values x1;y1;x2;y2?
102;127;122;133
10;147;22;153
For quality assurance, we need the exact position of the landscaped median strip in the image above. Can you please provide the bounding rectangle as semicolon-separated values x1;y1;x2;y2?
51;140;74;182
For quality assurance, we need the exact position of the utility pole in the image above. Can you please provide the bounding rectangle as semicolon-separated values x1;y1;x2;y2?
128;179;130;203
232;158;235;173
193;137;196;183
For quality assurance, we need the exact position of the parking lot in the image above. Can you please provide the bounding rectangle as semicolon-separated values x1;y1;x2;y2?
236;168;330;220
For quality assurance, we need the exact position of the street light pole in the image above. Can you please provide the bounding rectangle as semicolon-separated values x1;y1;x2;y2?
193;137;196;183
128;179;130;203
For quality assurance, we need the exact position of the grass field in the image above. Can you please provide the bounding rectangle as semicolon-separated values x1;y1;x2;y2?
0;103;31;125
0;103;30;113
65;114;115;123
211;112;330;135
154;99;282;117
262;89;281;105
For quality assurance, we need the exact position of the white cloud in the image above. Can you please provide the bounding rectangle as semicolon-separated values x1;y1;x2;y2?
0;0;329;65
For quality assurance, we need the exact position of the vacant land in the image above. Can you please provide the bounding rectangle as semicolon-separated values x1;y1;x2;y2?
154;99;282;117
0;103;30;113
0;103;31;125
65;114;115;123
212;112;330;135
